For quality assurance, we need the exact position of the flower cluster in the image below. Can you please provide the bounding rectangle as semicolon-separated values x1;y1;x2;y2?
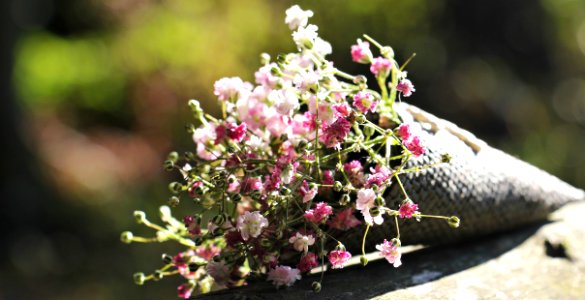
122;5;459;298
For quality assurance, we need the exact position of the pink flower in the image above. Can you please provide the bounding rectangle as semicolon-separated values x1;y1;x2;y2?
365;165;393;188
215;122;247;144
398;200;419;219
322;170;334;185
376;239;402;267
396;123;412;141
192;124;220;160
327;208;362;231
353;91;378;113
214;77;251;102
356;188;383;225
304;202;333;223
188;181;204;198
396;79;415;97
264;168;282;192
289;232;316;253
370;57;392;77
297;252;319;272
298;180;318;203
172;251;195;276
351;39;373;64
343;160;365;187
404;136;426;157
267;265;302;287
308;97;336;125
195;244;221;261
183;216;201;236
333;103;351;118
320;117;351;148
255;63;279;88
177;283;193;299
236;211;269;241
206;260;231;285
328;250;352;269
240;177;263;194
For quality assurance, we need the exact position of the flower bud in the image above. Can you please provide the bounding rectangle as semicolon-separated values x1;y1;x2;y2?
339;194;351;206
364;126;375;137
188;263;199;273
381;46;394;58
120;231;133;244
168;196;180;207
212;214;225;225
133;272;146;285
391;238;401;247
163;160;175;171
153;270;163;281
277;54;287;65
280;187;291;195
370;206;380;217
375;196;385;207
167;151;179;163
448;216;460;228
333;181;343;192
441;153;452;163
260;238;272;248
270;66;282;76
188;99;202;112
168;182;183;194
134;211;147;224
355;114;367;124
297;139;308;150
162;254;173;264
371;184;379;192
312;281;322;293
231;193;242;202
184;151;196;161
353;75;367;85
159;206;172;222
260;53;271;65
360;256;369;266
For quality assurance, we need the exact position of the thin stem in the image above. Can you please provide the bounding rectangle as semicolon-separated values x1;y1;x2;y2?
394;214;401;239
363;34;384;49
361;225;371;257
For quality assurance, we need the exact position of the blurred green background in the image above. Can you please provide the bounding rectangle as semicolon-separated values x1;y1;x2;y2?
1;0;584;299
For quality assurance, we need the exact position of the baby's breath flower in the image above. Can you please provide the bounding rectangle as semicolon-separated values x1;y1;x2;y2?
236;211;269;241
351;39;373;64
370;57;392;77
285;5;314;30
267;265;302;287
328;250;352;269
396;79;416;97
376;239;402;268
292;24;319;50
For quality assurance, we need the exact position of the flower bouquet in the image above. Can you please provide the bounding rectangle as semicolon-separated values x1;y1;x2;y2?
121;5;584;299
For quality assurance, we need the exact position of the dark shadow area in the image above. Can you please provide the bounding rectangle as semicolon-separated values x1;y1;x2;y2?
199;221;547;299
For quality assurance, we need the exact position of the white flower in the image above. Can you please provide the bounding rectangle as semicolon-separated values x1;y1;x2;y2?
206;260;231;285
293;70;320;92
288;232;315;254
292;24;319;50
270;89;299;115
356;188;383;225
267;265;301;287
314;37;332;56
285;5;313;30
237;211;269;240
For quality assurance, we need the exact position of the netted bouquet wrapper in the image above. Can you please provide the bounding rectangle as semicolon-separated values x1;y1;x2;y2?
121;5;584;298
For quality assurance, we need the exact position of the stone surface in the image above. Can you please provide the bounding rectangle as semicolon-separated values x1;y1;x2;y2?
198;201;585;299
